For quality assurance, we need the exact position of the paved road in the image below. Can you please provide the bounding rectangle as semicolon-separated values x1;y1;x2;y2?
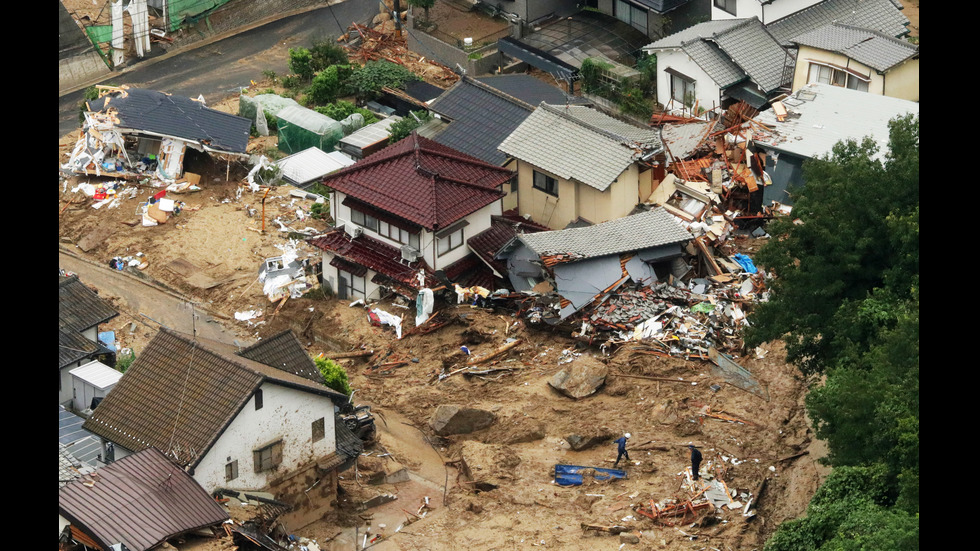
59;246;248;347
59;0;379;137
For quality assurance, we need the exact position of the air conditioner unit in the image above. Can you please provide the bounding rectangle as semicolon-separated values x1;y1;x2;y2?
345;224;363;239
400;245;422;262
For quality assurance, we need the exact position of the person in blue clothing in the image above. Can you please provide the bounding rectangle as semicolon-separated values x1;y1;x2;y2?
613;433;631;468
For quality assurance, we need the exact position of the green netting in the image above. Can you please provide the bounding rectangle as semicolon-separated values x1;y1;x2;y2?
276;105;344;155
85;25;113;45
166;0;233;31
238;94;300;123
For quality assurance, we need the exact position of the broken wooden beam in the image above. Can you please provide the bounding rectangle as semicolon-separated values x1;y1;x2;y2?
327;350;375;359
465;339;522;366
610;373;698;384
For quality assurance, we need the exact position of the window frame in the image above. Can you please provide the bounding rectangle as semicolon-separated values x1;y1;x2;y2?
532;170;559;197
312;417;325;443
225;459;239;481
253;440;283;473
350;208;379;233
437;227;465;256
254;388;263;411
670;72;696;107
807;62;870;92
714;0;736;16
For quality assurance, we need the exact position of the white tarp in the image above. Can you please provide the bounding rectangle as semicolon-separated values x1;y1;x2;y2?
415;288;434;327
372;308;403;339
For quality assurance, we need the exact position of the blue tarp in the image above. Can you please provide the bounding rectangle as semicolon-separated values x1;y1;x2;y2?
732;254;757;274
98;331;116;353
554;464;627;486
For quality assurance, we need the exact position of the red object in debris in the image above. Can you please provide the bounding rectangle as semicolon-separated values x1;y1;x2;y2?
94;192;107;201
153;190;167;200
367;310;381;326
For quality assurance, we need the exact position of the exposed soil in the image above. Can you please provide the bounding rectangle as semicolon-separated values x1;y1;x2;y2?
60;35;829;551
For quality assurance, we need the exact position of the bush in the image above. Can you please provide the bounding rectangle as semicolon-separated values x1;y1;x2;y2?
388;110;432;144
306;64;354;105
309;38;349;71
346;61;420;101
281;75;301;90
115;349;136;373
315;356;351;395
289;47;314;81
315;100;379;125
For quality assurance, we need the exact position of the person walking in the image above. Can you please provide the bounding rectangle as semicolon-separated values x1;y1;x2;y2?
613;433;631;467
689;444;703;480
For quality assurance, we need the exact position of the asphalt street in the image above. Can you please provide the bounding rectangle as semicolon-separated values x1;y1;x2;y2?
58;0;379;138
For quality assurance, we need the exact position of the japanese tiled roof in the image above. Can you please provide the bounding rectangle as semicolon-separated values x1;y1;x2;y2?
766;0;910;46
237;329;323;383
60;275;119;334
442;253;497;290
59;447;229;551
467;214;549;277
86;86;252;153
790;22;918;72
59;327;104;369
82;329;347;468
320;133;513;231
309;228;440;290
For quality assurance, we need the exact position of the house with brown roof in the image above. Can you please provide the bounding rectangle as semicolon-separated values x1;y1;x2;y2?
59;447;230;551
309;133;516;301
60;275;119;408
82;328;363;528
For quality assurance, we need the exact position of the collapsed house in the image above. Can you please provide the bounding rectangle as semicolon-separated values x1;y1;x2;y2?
63;85;252;181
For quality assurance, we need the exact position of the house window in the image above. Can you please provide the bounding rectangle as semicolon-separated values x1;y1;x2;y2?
670;72;696;107
714;0;736;16
437;227;465;256
253;440;283;473
350;208;379;233
225;460;239;481
378;220;420;248
312;417;325;443
338;269;366;301
254;389;263;411
533;170;559;196
807;62;869;92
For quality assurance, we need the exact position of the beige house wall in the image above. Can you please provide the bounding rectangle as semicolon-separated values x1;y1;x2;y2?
515;161;641;229
792;46;919;101
502;159;519;212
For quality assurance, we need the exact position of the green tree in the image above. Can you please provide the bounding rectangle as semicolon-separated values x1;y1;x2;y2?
305;64;354;105
309;38;349;71
315;356;352;396
407;0;435;23
346;60;420;101
744;114;919;376
387;110;432;144
288;47;315;81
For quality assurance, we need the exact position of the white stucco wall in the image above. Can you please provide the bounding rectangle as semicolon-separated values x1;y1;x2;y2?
712;0;822;24
655;50;722;112
193;381;339;493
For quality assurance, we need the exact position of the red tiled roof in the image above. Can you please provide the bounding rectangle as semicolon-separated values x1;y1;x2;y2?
309;228;439;289
321;134;513;231
442;253;497;289
468;214;548;276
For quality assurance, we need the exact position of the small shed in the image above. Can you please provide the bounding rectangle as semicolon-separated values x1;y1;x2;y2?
276;147;356;188
69;360;122;412
276;105;344;155
339;117;402;160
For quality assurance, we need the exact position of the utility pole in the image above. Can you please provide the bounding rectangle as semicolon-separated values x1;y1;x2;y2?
393;0;402;38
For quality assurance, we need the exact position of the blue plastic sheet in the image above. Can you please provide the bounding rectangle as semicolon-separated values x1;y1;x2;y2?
98;331;116;353
732;254;757;274
554;464;627;486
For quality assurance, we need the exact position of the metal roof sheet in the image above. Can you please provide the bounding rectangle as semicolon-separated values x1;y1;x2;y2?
750;82;919;160
340;117;400;149
276;147;355;186
69;360;123;390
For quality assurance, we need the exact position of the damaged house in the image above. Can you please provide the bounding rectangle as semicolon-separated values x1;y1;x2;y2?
309;133;516;301
63;85;252;181
81;328;364;529
496;207;693;322
59;447;230;551
497;103;664;230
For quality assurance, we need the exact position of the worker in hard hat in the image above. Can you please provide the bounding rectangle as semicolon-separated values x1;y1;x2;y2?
613;433;631;468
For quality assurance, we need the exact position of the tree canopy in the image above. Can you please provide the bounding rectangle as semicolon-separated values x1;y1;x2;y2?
748;114;919;548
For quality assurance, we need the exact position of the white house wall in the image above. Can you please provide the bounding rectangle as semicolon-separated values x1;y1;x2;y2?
193;381;339;493
712;0;821;24
656;50;722;112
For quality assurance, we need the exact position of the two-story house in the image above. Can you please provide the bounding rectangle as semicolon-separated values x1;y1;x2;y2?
497;102;664;230
309;133;516;301
81;328;363;529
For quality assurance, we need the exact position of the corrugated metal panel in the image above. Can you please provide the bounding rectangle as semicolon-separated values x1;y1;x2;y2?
59;448;229;551
70;360;123;390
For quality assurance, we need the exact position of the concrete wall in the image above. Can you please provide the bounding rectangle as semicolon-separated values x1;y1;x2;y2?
59;51;110;93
